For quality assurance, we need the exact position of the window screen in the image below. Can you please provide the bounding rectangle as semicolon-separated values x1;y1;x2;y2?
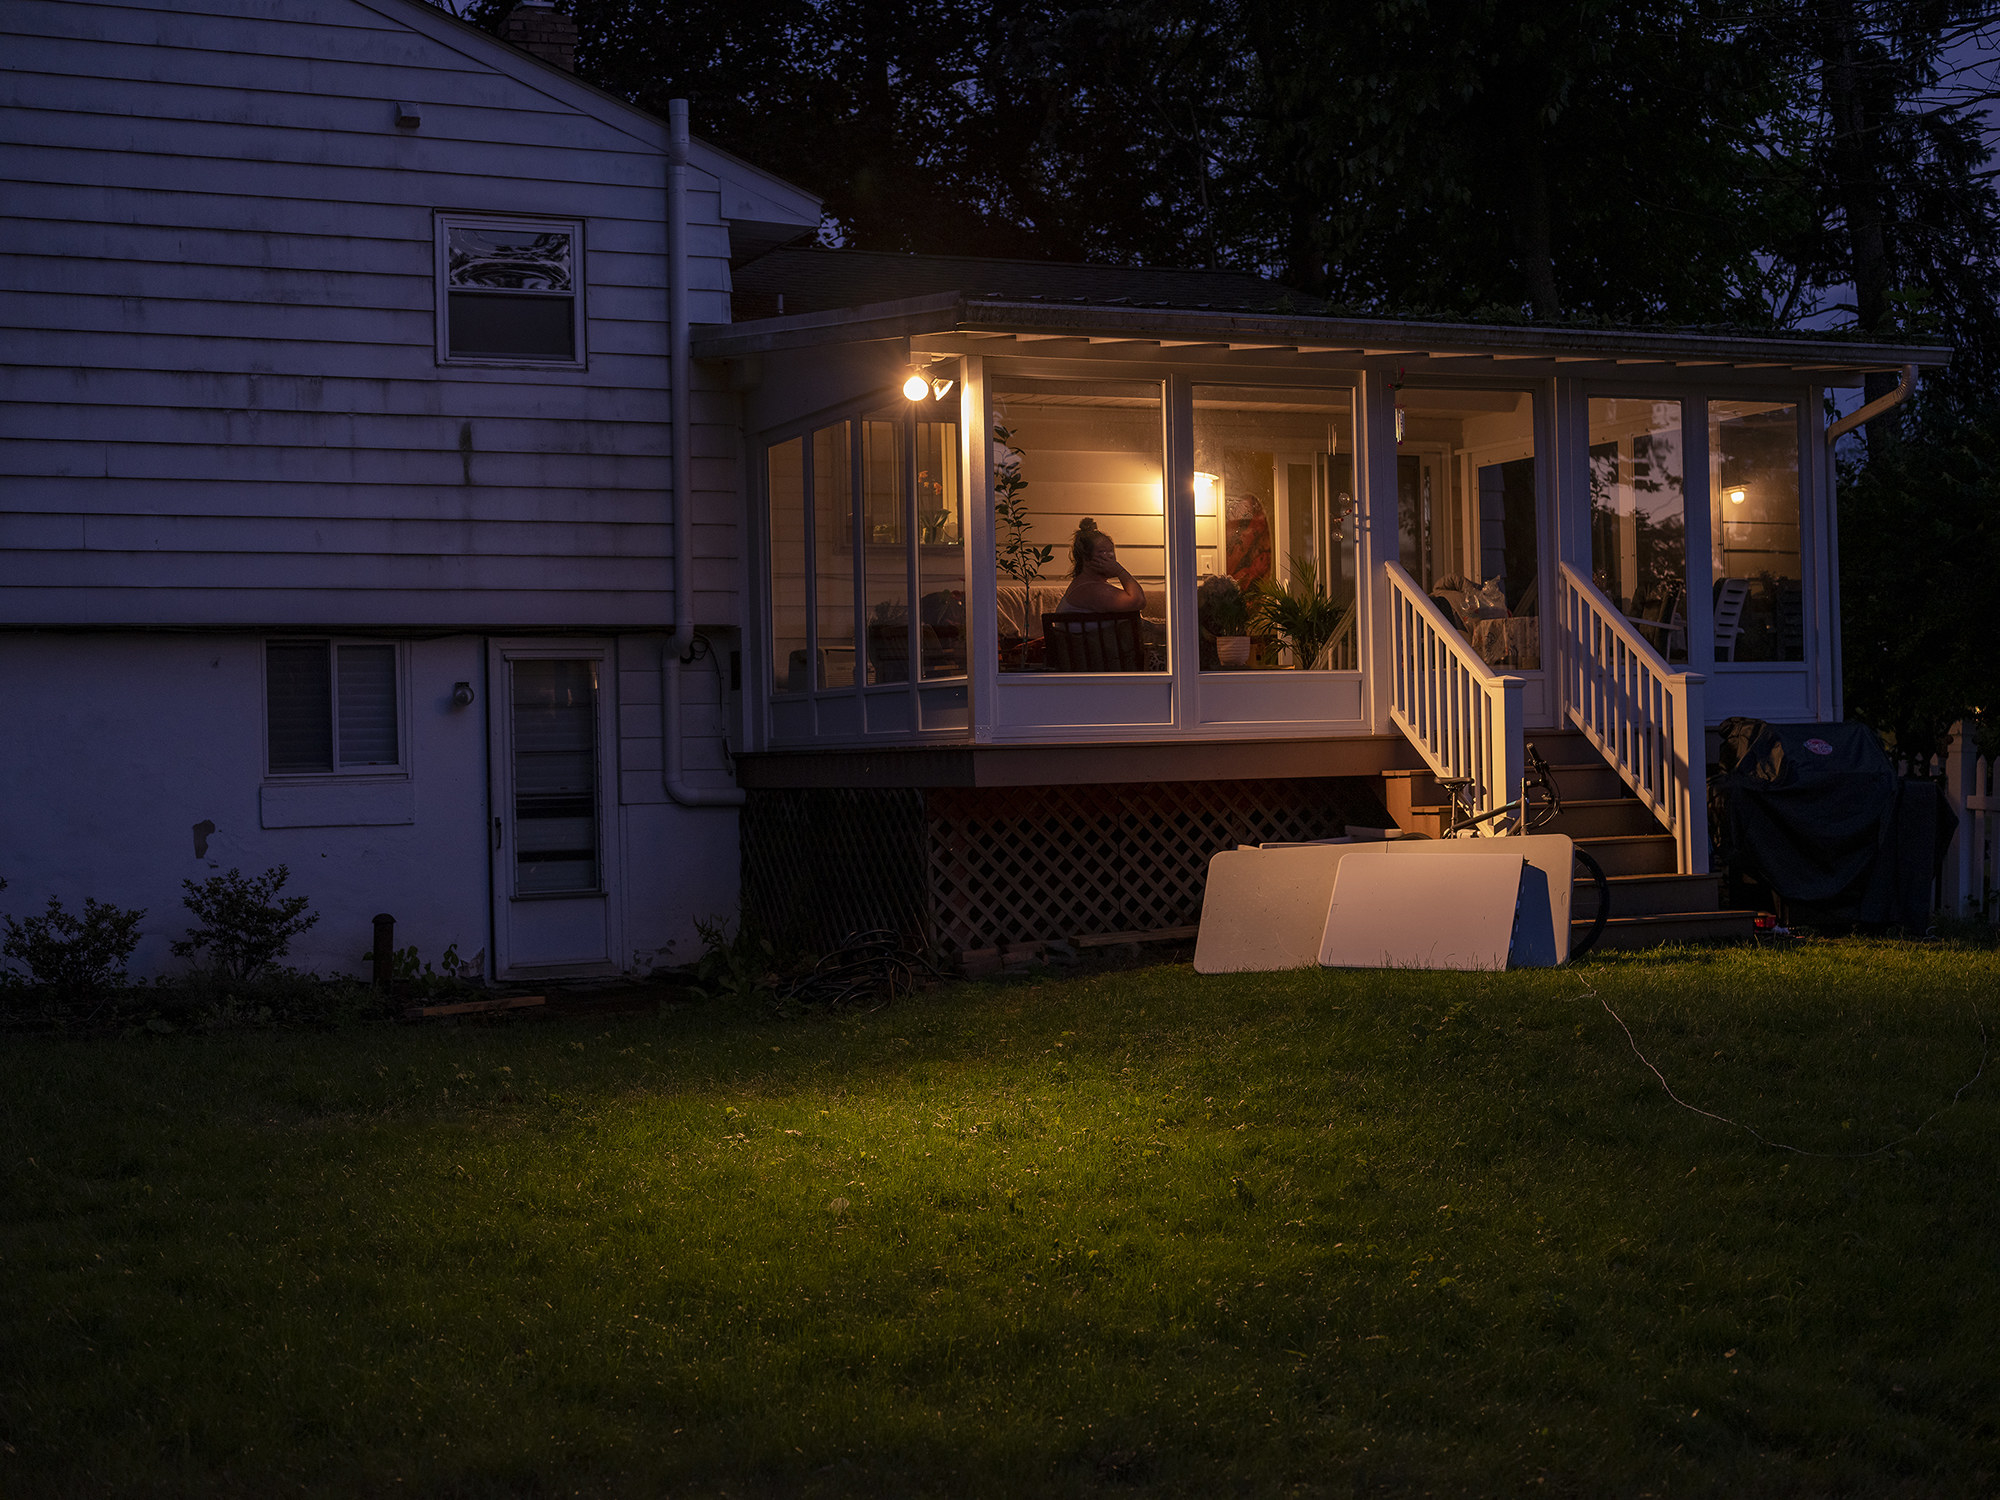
266;641;400;774
442;221;579;362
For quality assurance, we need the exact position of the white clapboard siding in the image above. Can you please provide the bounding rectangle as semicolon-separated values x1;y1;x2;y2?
0;0;810;631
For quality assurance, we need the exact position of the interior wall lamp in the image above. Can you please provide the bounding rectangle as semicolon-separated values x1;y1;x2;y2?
902;363;956;402
1193;471;1221;516
1725;486;1748;506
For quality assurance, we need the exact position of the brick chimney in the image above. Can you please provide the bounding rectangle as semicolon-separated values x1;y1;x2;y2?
500;0;576;72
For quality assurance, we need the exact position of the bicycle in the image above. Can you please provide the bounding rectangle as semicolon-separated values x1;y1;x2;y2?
1424;741;1611;962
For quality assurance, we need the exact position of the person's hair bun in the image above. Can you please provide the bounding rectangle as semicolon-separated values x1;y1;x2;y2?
1078;516;1099;532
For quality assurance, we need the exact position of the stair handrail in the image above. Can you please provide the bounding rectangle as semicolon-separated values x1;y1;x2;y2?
1383;561;1524;814
1555;561;1709;874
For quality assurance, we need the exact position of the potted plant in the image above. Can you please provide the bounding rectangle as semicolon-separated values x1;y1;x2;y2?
1251;556;1347;669
1198;574;1254;667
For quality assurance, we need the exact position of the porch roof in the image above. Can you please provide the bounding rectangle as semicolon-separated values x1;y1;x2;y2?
694;289;1950;384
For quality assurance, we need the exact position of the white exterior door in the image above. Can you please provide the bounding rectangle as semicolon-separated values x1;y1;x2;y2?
488;639;621;979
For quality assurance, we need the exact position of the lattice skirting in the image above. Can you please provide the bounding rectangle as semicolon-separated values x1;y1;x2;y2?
742;777;1388;957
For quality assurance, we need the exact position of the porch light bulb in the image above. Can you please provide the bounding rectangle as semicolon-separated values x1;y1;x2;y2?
1726;486;1748;506
902;372;930;401
929;377;955;400
1194;471;1220;516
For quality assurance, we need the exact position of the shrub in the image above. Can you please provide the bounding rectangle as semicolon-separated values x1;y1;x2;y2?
2;894;147;1008
172;865;318;982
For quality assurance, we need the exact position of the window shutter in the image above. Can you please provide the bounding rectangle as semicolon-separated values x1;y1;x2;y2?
336;645;399;767
267;642;333;773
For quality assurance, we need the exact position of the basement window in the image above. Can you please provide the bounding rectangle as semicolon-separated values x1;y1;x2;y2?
266;640;404;775
436;214;584;365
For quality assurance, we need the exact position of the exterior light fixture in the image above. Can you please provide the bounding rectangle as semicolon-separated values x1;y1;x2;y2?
1726;486;1748;506
902;365;956;402
1193;471;1221;516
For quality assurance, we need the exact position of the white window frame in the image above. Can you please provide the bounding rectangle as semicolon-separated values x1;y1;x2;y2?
261;637;411;781
434;211;587;369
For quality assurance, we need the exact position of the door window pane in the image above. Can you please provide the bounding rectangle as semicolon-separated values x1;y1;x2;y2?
1589;399;1688;663
1397;389;1540;670
512;659;599;896
862;415;910;685
1192;385;1357;670
990;378;1166;673
768;436;807;693
916;418;965;679
1710;401;1804;662
812;424;855;688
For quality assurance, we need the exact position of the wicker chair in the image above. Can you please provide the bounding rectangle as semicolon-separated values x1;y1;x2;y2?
1041;610;1145;672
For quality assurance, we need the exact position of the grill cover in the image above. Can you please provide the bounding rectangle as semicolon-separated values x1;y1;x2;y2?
1712;718;1955;929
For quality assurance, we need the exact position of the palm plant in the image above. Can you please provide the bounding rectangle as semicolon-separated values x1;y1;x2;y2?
1250;555;1346;668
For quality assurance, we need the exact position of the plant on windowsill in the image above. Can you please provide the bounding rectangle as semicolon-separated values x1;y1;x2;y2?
1198;574;1253;668
1251;555;1345;669
993;424;1052;586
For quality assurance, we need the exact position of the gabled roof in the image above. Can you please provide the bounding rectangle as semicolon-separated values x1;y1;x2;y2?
731;247;1314;319
372;0;820;245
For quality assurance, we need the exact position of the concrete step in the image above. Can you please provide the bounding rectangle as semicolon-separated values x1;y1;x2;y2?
1575;910;1759;951
1575;833;1678;877
1582;871;1724;918
1383;760;1627;808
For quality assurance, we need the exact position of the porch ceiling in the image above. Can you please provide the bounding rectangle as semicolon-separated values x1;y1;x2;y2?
692;292;1950;384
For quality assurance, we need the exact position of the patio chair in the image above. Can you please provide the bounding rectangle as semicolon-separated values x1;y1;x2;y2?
1628;583;1687;659
1041;610;1145;672
1713;577;1750;662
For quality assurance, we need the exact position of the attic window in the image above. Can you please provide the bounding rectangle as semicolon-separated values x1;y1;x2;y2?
436;214;584;365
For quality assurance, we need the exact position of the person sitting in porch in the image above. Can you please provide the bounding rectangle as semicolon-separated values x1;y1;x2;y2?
1056;517;1147;614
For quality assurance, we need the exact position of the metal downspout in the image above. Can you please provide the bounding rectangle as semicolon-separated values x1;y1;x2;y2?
1824;363;1917;723
661;97;746;808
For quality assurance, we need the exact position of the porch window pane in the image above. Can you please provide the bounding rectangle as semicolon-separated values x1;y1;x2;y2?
1192;385;1358;670
1710;401;1803;662
862;415;911;685
812;422;855;688
1397;388;1540;671
768;436;808;693
991;377;1166;674
1589;399;1688;664
916;418;966;679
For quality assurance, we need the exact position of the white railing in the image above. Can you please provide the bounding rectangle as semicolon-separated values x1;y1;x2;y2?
1385;561;1523;814
1898;723;2000;920
1556;562;1709;874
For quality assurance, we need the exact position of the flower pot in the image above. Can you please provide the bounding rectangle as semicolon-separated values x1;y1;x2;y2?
1216;635;1253;668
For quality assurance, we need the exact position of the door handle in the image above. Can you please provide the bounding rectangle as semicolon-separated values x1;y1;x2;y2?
493;815;503;851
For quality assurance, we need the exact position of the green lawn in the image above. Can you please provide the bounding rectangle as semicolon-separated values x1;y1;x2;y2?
1;942;1996;1497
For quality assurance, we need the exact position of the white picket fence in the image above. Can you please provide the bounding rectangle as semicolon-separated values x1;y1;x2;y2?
1895;723;2000;920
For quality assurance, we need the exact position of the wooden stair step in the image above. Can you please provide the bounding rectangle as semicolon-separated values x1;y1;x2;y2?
1574;833;1677;876
1578;871;1722;918
1575;910;1759;950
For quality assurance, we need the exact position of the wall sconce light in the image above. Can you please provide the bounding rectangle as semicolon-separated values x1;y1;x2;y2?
1725;486;1748;506
451;681;476;708
902;365;956;402
1193;471;1220;516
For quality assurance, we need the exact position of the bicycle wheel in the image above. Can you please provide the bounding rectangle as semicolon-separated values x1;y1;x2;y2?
1568;847;1610;961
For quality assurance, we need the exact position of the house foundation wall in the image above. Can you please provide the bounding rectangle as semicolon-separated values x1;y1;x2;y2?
0;632;738;982
741;777;1392;956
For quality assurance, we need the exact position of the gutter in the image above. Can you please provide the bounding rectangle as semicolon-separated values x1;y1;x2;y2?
691;295;1953;373
662;96;746;809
